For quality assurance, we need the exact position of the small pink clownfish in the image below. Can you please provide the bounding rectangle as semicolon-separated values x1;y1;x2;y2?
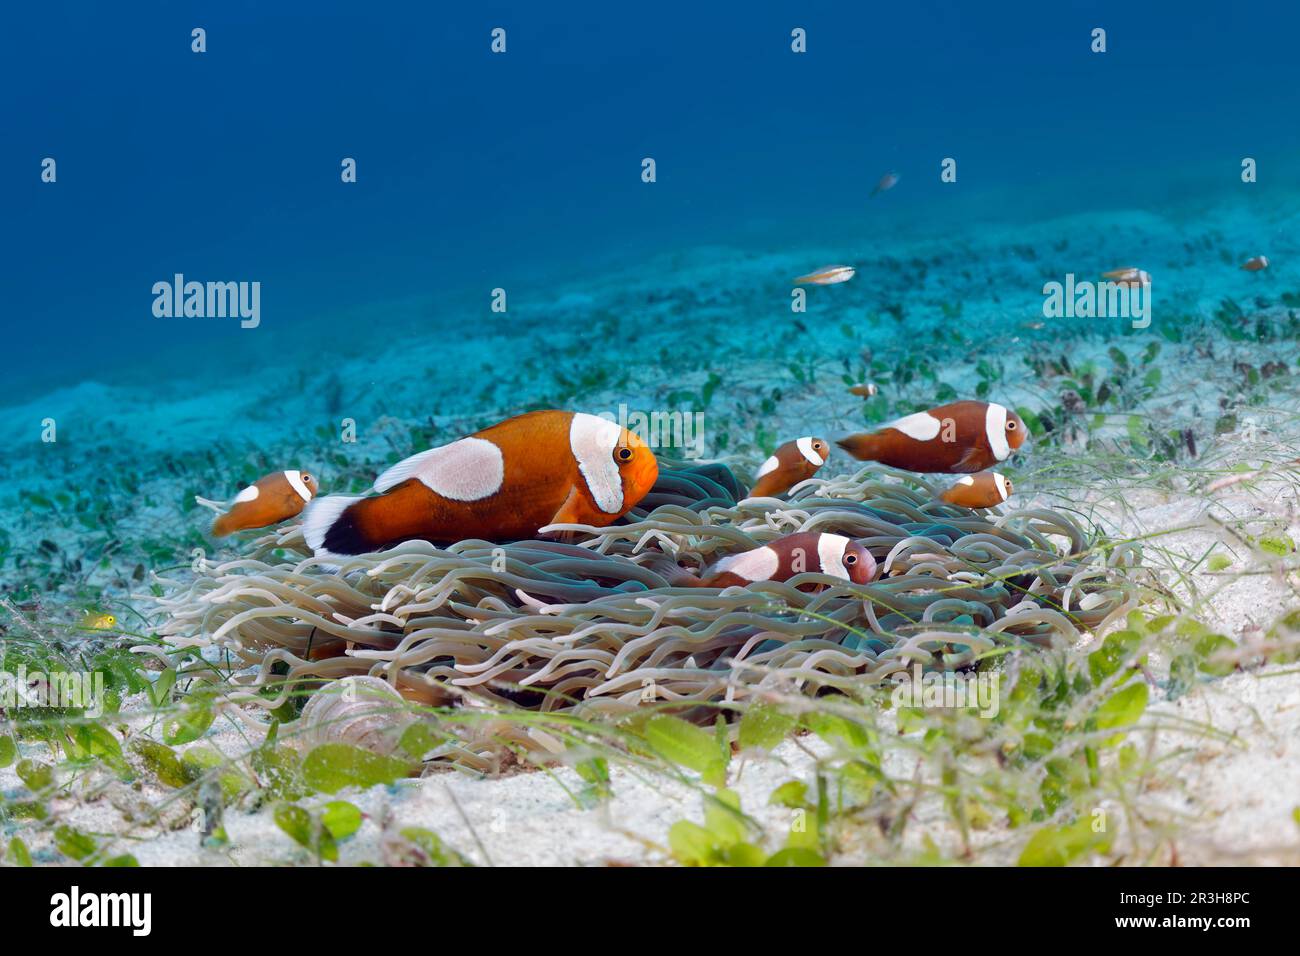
794;265;855;286
1241;256;1269;272
210;470;319;536
672;532;878;589
749;437;829;498
940;471;1013;509
838;400;1027;474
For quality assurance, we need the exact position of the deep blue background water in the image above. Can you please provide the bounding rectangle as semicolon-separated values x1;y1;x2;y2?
4;0;1297;393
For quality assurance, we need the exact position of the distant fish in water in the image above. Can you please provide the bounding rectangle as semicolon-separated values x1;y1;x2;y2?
940;471;1013;508
794;265;855;286
80;611;116;631
210;470;319;536
670;532;877;589
1020;321;1045;331
837;400;1027;473
302;410;658;559
1241;255;1269;272
748;436;829;498
848;382;878;397
870;171;900;197
1102;266;1151;287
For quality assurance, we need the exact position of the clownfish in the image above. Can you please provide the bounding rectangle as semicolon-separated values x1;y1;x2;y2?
1241;256;1269;272
210;470;319;536
670;532;877;589
837;400;1027;473
848;382;879;398
870;171;900;197
1102;267;1151;287
302;410;658;559
940;471;1013;509
748;437;829;498
793;265;855;286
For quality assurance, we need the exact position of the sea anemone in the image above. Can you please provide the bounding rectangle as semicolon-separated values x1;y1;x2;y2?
148;463;1144;766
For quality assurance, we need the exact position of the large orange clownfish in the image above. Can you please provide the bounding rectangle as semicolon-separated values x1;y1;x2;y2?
837;400;1026;473
303;410;659;559
211;470;319;536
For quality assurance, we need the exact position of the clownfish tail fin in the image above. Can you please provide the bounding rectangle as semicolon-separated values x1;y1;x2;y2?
836;433;881;462
302;494;372;557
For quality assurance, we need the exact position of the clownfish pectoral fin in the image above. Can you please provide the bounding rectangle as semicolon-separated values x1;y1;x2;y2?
538;486;588;543
953;447;984;474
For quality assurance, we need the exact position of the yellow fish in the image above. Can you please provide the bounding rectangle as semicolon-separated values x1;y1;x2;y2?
81;611;117;631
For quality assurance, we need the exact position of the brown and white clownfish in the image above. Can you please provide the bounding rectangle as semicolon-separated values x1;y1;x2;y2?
210;470;319;536
302;410;658;560
837;400;1027;474
939;471;1013;509
748;437;829;498
848;382;879;398
1241;255;1269;272
1102;266;1151;287
671;532;878;589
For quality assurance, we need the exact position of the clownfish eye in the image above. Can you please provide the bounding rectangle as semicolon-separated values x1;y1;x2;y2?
844;553;857;565
1006;420;1017;431
302;474;312;483
615;446;634;463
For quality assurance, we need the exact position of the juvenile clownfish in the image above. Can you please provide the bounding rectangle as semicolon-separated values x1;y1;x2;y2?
848;382;879;398
870;171;900;197
940;471;1013;509
672;532;877;589
1241;256;1269;272
748;437;829;498
302;410;659;560
1102;267;1151;288
793;265;855;286
210;470;319;536
837;400;1027;473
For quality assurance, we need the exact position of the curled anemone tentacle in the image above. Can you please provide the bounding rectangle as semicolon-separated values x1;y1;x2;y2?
150;462;1141;766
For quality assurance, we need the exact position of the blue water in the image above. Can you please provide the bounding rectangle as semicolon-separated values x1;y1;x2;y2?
4;0;1298;394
